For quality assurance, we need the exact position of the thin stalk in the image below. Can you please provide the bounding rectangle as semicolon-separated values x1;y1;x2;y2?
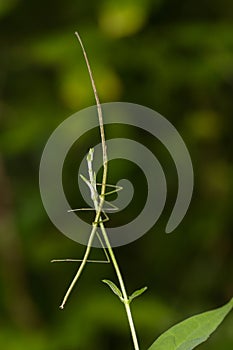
99;221;140;350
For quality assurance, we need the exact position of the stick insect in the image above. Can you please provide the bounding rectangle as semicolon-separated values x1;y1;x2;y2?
52;32;141;350
51;31;122;309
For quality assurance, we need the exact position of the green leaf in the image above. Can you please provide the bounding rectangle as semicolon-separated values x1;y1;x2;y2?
129;286;148;303
148;298;233;350
102;279;123;301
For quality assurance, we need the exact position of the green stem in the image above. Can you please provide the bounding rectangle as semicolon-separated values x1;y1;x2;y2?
99;222;140;350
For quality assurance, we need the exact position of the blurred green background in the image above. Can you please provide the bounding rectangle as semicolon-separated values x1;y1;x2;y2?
0;0;233;349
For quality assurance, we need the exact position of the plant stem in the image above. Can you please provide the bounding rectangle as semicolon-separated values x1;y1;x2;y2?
74;32;140;349
99;222;140;350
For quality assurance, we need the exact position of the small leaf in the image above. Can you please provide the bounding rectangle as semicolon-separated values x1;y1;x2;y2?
129;287;148;303
148;298;233;350
102;279;123;301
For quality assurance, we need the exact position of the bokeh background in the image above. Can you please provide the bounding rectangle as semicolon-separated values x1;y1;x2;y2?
0;0;233;349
